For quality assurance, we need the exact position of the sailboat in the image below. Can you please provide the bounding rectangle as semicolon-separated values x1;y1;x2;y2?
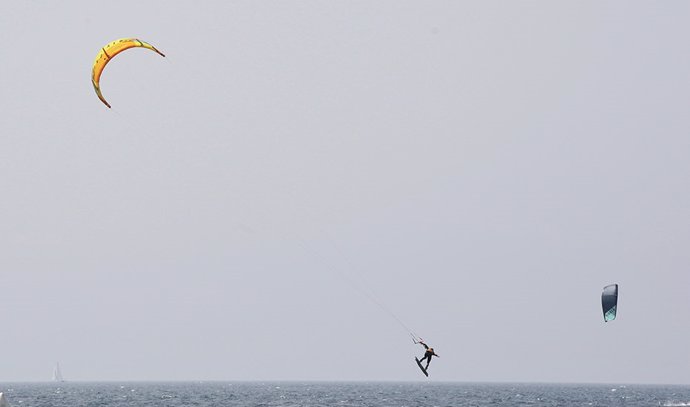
52;362;64;382
0;392;9;407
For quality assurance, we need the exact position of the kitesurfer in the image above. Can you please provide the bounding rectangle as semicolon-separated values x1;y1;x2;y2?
417;340;439;370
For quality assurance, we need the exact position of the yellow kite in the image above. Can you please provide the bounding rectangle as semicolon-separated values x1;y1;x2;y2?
92;38;165;108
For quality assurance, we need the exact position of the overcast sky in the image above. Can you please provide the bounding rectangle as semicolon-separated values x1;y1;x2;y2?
1;1;689;384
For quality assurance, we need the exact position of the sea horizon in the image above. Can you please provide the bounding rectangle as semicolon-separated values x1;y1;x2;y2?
3;380;689;386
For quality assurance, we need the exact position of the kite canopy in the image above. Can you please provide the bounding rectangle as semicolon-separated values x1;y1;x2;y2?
601;284;618;322
91;38;165;108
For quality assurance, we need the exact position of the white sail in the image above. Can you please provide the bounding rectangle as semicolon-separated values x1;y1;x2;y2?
52;362;64;382
0;392;9;407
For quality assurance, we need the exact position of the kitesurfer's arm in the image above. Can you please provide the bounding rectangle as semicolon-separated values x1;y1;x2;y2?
418;341;429;350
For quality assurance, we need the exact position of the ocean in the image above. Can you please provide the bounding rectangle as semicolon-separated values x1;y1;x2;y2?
2;382;690;407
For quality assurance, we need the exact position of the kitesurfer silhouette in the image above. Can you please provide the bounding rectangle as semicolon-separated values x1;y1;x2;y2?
416;339;439;370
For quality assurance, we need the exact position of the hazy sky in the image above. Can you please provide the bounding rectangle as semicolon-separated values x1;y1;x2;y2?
1;1;689;384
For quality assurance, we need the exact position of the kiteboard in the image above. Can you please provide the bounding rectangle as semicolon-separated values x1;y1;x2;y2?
415;357;429;377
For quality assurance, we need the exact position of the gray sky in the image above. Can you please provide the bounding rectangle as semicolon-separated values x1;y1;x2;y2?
1;1;689;384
